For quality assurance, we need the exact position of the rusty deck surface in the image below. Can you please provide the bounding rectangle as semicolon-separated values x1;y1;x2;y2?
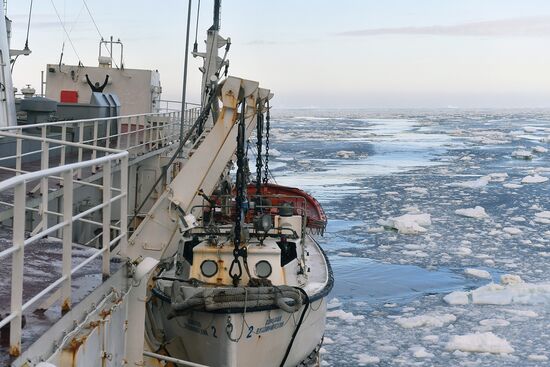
0;229;123;365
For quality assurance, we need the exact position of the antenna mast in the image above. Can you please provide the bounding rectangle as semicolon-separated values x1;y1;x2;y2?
0;3;17;127
193;0;229;107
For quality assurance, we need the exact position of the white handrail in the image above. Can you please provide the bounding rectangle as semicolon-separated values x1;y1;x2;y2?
0;150;127;192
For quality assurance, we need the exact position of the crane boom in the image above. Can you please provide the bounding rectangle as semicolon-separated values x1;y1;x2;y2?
125;76;272;262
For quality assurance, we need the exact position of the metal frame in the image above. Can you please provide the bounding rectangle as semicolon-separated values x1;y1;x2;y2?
0;135;129;357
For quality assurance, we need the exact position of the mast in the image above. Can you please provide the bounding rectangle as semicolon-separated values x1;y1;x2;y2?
193;0;229;107
0;3;16;127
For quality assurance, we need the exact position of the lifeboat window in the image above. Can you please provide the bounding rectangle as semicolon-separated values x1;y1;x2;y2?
200;260;218;278
255;260;272;278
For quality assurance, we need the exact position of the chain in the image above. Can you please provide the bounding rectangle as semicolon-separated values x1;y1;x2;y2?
229;99;247;286
255;101;264;196
263;99;270;184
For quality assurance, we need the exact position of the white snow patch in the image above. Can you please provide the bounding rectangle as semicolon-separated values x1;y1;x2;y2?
327;298;343;310
446;276;550;305
503;227;522;235
445;332;513;354
479;318;510;327
326;309;365;322
422;335;439;343
521;174;549;184
511;149;533;159
444;291;470;305
465;268;492;279
488;172;508;182
451;176;490;189
395;313;456;328
500;274;523;285
533;146;548;153
356;354;380;365
455;206;489;219
501;309;539;318
528;354;548;361
503;183;522;189
336;150;355;159
404;187;429;195
377;213;431;235
409;346;434;358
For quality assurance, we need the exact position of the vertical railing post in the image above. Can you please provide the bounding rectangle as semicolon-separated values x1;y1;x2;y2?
9;182;26;357
134;116;140;150
119;155;128;257
105;119;112;149
102;161;112;277
60;125;67;167
77;123;84;179
15;128;22;176
116;118;122;150
40;127;49;232
126;117;132;151
92;120;99;173
61;170;73;313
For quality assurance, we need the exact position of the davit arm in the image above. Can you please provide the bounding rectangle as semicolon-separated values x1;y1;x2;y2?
124;76;272;263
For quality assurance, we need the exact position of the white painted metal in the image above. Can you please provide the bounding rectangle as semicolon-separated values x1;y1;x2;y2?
0;4;16;127
0;135;129;357
126;76;265;262
45;64;162;115
61;170;73;312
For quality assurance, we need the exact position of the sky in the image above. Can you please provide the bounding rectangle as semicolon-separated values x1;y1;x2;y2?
6;0;550;108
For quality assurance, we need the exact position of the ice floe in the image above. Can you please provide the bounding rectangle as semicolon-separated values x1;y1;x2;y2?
336;150;355;159
327;309;365;322
521;174;548;184
532;146;548;153
455;206;489;219
451;176;490;189
464;268;492;279
355;354;380;365
444;275;550;306
445;332;514;354
394;313;456;328
377;213;431;234
511;149;533;160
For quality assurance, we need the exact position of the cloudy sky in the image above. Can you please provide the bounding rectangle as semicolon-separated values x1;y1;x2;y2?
7;0;550;108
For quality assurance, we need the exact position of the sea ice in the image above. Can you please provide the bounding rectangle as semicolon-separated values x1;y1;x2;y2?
464;268;492;279
455;206;489;219
521;174;549;184
451;176;490;189
502;227;522;235
409;346;434;358
394;313;456;328
443;291;469;305
445;276;550;306
377;213;431;234
445;332;514;354
503;183;522;189
533;146;548;153
527;354;548;361
479;318;510;327
404;187;429;195
327;309;365;322
356;354;380;365
511;149;533;160
336;150;355;159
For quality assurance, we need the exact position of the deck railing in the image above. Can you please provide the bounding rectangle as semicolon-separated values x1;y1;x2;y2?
0;136;129;357
0;110;202;169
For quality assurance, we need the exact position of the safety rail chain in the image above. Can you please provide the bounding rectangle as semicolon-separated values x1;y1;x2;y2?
0;136;129;357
